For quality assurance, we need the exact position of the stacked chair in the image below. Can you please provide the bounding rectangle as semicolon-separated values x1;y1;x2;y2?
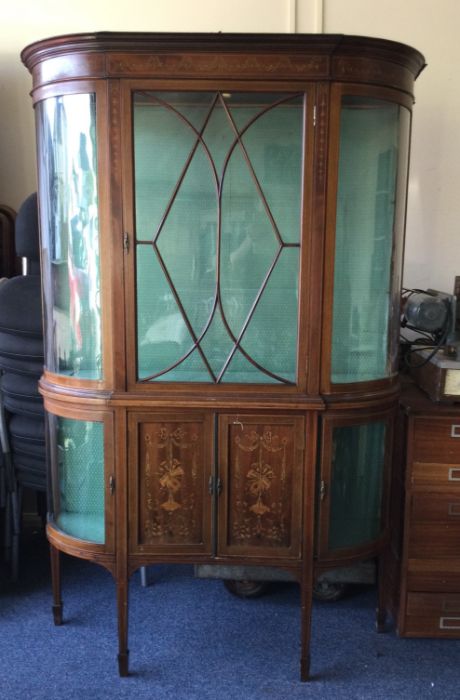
0;192;46;580
0;204;22;279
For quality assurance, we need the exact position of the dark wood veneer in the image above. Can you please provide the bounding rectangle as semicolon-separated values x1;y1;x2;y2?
25;32;425;680
385;382;460;638
22;33;425;96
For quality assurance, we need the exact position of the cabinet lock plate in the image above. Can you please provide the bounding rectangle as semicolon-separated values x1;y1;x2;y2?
208;475;223;496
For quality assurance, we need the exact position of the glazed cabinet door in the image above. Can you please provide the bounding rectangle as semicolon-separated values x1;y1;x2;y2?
322;86;413;393
123;85;310;391
217;414;305;559
35;82;112;386
317;410;393;562
129;412;214;555
46;407;115;554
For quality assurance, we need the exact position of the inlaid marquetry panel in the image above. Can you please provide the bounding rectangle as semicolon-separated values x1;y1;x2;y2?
218;414;304;558
332;57;414;93
129;412;213;552
108;52;329;79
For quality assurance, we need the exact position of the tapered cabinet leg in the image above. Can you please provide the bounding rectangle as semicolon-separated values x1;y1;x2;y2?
375;554;387;633
139;566;148;588
117;577;129;676
300;577;313;682
10;484;23;582
4;494;11;562
50;544;63;625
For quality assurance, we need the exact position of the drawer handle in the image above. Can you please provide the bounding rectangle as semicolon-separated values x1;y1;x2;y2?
448;468;460;481
439;616;460;630
451;425;460;438
448;502;460;516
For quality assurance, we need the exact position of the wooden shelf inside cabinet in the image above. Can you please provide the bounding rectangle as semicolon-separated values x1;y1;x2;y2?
386;381;460;638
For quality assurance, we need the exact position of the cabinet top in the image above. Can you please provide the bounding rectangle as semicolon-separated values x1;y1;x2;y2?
21;32;425;94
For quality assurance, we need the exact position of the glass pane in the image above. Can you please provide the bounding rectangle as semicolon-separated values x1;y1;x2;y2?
239;100;303;244
331;97;410;384
133;91;303;384
223;248;299;383
328;421;386;550
52;417;105;543
36;94;102;379
137;244;206;381
134;92;216;241
389;108;411;371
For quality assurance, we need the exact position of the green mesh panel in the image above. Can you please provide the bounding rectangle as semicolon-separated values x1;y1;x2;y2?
36;94;102;379
55;417;105;543
240;104;302;244
133;92;303;384
223;247;298;383
328;421;386;550
331;97;403;384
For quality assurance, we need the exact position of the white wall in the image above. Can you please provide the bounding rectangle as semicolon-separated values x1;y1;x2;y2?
324;0;460;296
0;0;311;212
1;0;458;292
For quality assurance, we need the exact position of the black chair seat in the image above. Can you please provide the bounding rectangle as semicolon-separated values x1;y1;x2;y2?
0;355;44;376
0;192;46;580
1;372;43;417
0;275;43;336
8;414;45;444
14;466;46;491
0;331;44;360
13;452;46;472
1;372;41;398
4;396;44;418
10;438;45;460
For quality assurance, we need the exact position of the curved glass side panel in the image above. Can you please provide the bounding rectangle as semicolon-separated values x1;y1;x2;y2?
36;93;102;379
328;421;386;550
133;91;303;384
49;416;105;543
388;108;411;371
331;97;411;384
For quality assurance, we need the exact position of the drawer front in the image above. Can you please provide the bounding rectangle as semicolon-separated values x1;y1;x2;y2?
404;592;460;637
408;523;460;558
413;417;460;464
411;462;460;488
407;558;460;592
411;492;460;522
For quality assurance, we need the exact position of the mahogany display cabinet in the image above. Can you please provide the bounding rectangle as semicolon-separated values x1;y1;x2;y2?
21;32;425;679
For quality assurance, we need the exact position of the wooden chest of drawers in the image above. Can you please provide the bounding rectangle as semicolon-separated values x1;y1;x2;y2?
386;383;460;637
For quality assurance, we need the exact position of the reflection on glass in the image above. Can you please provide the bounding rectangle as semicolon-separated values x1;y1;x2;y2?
328;421;386;550
37;93;102;379
134;91;303;383
389;108;411;371
331;97;411;384
52;417;105;543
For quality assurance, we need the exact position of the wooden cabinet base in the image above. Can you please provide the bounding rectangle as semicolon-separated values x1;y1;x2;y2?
386;382;460;639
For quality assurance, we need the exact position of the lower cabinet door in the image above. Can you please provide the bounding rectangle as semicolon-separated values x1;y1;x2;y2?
47;409;115;552
317;410;393;560
217;414;305;559
129;412;214;554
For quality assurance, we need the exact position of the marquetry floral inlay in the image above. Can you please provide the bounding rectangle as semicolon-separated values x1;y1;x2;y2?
232;427;289;545
142;424;199;542
158;457;184;512
109;53;328;78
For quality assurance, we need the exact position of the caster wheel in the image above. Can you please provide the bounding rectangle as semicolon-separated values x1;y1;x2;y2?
313;580;347;602
223;579;270;599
